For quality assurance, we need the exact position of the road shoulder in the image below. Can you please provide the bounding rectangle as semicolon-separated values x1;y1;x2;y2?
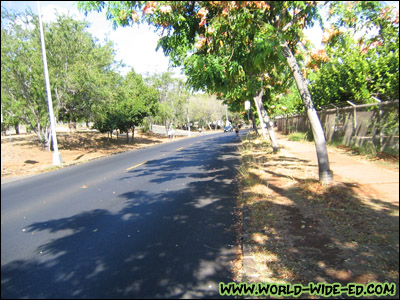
238;132;399;297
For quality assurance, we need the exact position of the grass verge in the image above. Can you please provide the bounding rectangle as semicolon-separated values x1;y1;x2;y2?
288;132;311;142
237;132;399;298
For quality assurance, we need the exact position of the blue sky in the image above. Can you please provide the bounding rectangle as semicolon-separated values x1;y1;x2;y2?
2;1;398;77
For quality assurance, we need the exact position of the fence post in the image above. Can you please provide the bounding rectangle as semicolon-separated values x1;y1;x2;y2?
372;97;383;152
285;114;288;134
347;101;357;131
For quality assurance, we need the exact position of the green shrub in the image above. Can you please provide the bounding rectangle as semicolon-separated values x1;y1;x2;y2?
141;119;151;133
288;132;308;141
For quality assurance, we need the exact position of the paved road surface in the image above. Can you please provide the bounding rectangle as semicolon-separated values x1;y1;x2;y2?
1;131;242;299
151;124;205;136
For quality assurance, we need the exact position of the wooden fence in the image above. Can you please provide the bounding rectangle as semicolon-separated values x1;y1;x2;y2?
275;100;399;156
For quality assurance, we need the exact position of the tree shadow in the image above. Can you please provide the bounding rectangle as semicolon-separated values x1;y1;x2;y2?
242;155;399;297
58;133;165;152
122;137;239;186
24;160;39;165
1;136;241;298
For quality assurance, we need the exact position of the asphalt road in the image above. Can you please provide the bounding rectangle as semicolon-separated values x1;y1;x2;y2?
1;131;243;299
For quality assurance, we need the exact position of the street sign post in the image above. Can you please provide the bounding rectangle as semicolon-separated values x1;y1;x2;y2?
245;100;250;125
245;100;250;110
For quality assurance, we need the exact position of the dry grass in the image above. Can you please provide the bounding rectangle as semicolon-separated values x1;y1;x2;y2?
237;132;399;298
1;130;174;178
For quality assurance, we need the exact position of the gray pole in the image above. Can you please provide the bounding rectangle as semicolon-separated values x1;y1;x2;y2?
186;106;191;137
225;104;229;126
37;1;62;165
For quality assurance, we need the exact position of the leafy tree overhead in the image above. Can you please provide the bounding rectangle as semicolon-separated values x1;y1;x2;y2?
77;1;334;183
267;2;398;116
308;2;399;106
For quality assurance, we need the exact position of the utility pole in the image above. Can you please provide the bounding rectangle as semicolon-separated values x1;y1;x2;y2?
245;100;250;126
37;1;62;165
225;104;229;126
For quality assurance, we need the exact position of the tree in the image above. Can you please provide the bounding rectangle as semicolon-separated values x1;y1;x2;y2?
2;8;50;147
188;93;226;130
92;68;158;141
45;13;120;130
88;71;123;139
308;2;399;106
120;69;159;141
146;71;190;133
77;1;335;183
1;8;119;149
76;1;282;151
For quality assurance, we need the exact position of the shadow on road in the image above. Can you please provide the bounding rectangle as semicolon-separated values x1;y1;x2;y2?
1;135;241;298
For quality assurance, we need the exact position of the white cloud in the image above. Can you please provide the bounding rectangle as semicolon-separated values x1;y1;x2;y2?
108;24;172;76
40;3;70;23
73;6;176;76
32;1;175;76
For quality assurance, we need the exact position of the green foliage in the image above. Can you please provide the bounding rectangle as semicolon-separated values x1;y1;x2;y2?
92;68;159;140
308;2;399;106
188;93;227;129
266;81;304;117
145;71;191;130
1;8;119;147
77;1;322;118
141;118;151;133
288;132;312;142
1;8;50;143
48;15;119;124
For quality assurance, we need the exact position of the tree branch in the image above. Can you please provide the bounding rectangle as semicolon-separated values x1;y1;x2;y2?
281;2;319;33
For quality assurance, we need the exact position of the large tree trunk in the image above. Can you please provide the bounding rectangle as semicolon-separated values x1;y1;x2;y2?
253;88;280;152
280;41;333;184
15;124;20;135
35;124;50;151
164;121;169;136
253;93;267;139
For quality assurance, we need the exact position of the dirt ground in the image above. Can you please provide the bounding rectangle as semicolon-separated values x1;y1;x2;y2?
236;133;399;298
1;129;180;179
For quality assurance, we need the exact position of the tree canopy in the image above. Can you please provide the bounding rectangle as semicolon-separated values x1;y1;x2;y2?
1;8;119;147
77;1;336;183
78;1;318;105
309;2;399;106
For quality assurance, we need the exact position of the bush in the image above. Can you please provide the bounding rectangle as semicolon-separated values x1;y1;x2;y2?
141;119;151;133
288;132;309;141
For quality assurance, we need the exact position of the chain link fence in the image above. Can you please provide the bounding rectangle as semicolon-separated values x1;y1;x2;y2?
275;100;399;156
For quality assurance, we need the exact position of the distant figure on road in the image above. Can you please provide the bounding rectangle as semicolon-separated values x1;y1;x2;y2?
235;125;239;137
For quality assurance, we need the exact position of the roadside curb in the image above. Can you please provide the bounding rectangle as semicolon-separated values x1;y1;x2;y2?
241;190;260;283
